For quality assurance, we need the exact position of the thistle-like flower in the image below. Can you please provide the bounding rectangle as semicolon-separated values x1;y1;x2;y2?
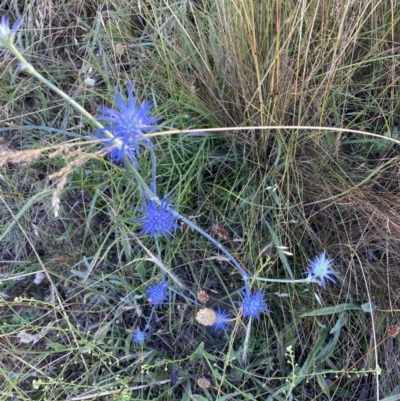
132;329;147;345
94;82;160;167
240;290;271;320
147;281;169;307
305;251;339;289
135;196;179;240
0;16;22;48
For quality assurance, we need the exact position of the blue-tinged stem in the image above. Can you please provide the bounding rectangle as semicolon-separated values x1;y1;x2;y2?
168;286;202;307
171;210;251;292
155;237;165;281
144;306;156;332
146;145;157;194
255;277;314;284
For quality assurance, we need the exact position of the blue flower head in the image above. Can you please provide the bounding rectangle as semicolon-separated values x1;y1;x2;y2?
147;281;169;307
135;196;179;240
306;251;339;289
240;290;271;320
94;82;160;167
0;16;22;48
132;329;147;345
213;308;232;332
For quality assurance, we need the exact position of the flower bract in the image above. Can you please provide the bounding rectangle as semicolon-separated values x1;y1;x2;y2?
147;281;169;307
240;290;271;319
213;308;232;331
306;251;339;289
132;329;147;345
94;82;160;167
0;16;22;48
135;196;179;240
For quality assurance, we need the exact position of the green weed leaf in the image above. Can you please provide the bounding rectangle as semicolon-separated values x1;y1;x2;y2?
299;304;361;317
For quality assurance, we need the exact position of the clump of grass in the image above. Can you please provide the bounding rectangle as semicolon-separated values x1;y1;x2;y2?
1;1;400;400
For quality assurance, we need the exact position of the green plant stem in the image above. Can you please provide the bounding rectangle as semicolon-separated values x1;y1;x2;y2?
8;43;107;134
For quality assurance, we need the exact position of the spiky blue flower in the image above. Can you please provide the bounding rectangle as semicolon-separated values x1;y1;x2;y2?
135;196;179;240
132;329;147;345
305;251;339;289
147;281;169;307
0;16;22;48
213;308;232;332
94;82;160;167
240;290;271;320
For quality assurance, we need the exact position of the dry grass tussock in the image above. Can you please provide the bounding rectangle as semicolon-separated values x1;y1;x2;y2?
139;2;400;394
292;148;400;302
136;1;400;132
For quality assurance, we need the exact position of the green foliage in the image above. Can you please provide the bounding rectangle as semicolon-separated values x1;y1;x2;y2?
1;0;400;400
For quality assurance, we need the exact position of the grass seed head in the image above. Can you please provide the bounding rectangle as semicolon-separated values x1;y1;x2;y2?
388;325;400;338
213;225;230;240
197;378;211;389
197;290;209;304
